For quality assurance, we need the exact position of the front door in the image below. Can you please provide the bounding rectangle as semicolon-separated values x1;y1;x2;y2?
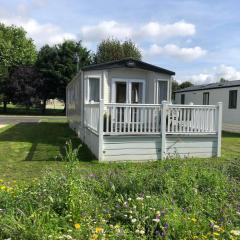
112;79;145;129
113;80;145;104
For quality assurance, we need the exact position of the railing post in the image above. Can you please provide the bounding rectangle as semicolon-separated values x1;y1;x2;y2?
161;101;167;160
98;99;104;161
217;102;222;157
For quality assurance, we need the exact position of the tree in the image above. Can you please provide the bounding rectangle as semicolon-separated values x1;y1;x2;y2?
122;40;142;60
171;80;179;101
35;45;60;113
36;40;92;112
220;78;228;83
95;38;142;63
0;23;37;111
8;66;42;109
179;81;193;89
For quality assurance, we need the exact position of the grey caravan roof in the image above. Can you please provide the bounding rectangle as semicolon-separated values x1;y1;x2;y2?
81;58;175;75
175;80;240;93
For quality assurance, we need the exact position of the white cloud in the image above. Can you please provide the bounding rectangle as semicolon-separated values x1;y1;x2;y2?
139;20;195;40
0;12;204;61
80;21;132;42
186;65;240;84
79;20;196;43
0;17;76;47
145;43;206;61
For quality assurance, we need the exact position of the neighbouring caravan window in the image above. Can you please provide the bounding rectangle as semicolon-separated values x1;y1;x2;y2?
203;92;209;105
88;78;99;102
181;94;185;104
229;90;237;109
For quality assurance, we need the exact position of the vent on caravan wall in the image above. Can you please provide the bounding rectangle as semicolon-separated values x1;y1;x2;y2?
126;61;136;68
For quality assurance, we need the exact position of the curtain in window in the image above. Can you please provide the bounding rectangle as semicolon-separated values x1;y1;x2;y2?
131;82;143;103
89;78;99;102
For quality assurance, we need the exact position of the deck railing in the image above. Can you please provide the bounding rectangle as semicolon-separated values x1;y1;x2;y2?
84;103;100;133
84;101;222;136
104;103;162;135
166;104;218;134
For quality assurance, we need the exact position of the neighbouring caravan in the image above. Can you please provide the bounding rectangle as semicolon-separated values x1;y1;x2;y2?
174;80;240;132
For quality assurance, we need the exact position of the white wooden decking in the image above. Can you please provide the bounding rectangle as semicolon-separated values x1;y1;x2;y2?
69;100;222;161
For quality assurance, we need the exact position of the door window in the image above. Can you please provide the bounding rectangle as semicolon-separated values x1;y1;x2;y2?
158;81;168;103
113;79;145;103
131;82;143;103
116;82;127;103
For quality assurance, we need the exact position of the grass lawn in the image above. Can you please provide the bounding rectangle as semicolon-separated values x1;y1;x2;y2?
0;120;95;181
0;121;239;182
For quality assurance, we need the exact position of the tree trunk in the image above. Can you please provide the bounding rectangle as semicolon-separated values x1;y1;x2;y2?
3;100;7;113
63;101;66;115
41;99;47;115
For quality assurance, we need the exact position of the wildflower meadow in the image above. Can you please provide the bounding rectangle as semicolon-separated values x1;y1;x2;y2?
0;142;239;239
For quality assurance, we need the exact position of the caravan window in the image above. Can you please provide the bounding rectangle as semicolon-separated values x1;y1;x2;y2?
229;90;237;109
203;92;209;105
181;94;185;104
88;78;100;102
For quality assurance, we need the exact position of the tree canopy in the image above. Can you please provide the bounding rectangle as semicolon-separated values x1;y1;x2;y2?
0;23;37;68
0;23;37;111
8;66;42;108
172;80;194;101
36;40;92;111
179;81;193;89
95;38;142;63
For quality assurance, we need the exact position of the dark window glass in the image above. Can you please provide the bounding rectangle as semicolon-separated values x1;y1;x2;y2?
181;94;185;104
116;82;127;103
89;78;99;102
229;90;237;109
158;81;168;103
203;92;209;105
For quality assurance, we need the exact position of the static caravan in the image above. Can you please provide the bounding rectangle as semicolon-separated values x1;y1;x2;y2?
174;80;240;132
66;58;222;161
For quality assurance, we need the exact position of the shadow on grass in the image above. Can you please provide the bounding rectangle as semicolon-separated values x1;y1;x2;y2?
0;122;96;162
222;131;240;138
0;106;65;116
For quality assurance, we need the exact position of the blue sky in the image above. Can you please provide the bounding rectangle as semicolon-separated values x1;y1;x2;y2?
1;0;240;83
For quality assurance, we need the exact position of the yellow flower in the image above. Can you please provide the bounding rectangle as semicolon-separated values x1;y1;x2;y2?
231;230;240;236
95;227;104;234
0;186;6;190
91;234;98;240
6;187;13;192
191;218;197;223
74;223;81;230
114;224;120;229
213;232;220;236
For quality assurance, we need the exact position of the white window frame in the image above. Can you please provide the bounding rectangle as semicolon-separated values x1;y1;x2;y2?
111;78;146;103
85;75;101;103
154;79;170;104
